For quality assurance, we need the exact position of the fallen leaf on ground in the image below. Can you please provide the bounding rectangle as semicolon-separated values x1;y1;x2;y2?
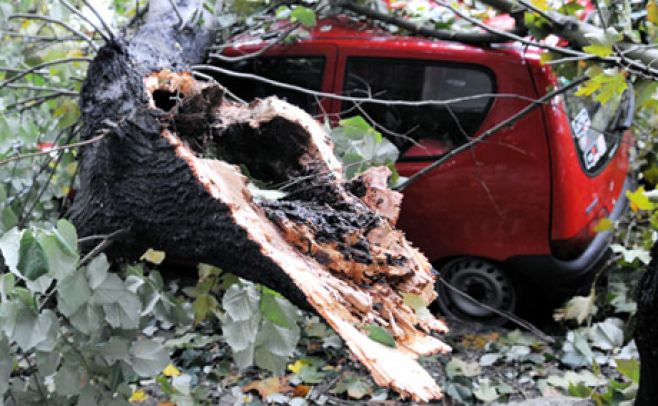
242;376;293;400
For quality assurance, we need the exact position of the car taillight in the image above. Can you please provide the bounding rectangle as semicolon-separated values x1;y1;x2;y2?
551;207;609;260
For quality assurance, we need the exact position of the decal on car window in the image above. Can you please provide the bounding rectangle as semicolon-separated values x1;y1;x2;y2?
571;108;591;140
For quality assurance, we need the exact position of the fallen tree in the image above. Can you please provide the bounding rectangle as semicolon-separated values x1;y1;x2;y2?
68;5;450;401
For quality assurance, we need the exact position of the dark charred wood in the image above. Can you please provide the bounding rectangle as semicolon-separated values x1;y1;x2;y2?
636;242;658;405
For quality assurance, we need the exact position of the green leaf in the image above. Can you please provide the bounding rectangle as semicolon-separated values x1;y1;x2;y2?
627;187;655;212
54;360;85;397
332;375;373;399
256;319;300;357
193;293;219;324
38;233;78;280
583;44;614;58
103;291;142;330
615;358;640;383
401;292;431;320
12;307;58;351
576;72;627;104
473;382;499;402
0;336;11;397
223;283;259;321
648;1;658;25
69;303;103;336
100;336;131;365
140;248;166;265
363;324;396;348
0;273;15;302
531;0;550;11
91;273;126;305
223;312;261;352
57;270;91;316
568;382;593;398
261;287;298;328
54;219;77;256
17;229;49;280
86;254;109;289
130;339;170;377
0;227;22;275
290;6;316;27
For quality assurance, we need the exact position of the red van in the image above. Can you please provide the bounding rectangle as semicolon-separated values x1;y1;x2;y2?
210;16;632;322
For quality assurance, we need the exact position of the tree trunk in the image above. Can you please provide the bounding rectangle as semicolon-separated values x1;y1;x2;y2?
68;5;450;402
635;242;658;405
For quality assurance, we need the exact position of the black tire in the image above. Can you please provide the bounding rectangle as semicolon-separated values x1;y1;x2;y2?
435;257;517;325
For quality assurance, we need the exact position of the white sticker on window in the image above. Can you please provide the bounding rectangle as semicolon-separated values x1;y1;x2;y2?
572;108;591;139
584;134;607;169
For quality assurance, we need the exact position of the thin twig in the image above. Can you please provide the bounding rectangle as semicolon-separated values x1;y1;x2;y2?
80;0;116;40
79;228;129;266
4;92;73;112
0;57;92;89
8;14;99;50
3;83;78;95
0;133;105;167
192;64;538;107
437;276;555;344
209;24;301;63
394;77;587;191
59;0;111;42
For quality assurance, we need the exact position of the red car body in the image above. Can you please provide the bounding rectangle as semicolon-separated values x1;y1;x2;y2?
213;16;631;317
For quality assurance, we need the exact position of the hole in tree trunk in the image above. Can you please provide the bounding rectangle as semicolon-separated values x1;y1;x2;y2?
152;89;183;111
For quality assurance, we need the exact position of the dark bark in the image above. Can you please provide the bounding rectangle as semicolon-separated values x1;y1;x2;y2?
635;242;658;405
68;9;450;402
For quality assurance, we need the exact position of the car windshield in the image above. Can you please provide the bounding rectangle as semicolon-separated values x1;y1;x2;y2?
560;77;627;174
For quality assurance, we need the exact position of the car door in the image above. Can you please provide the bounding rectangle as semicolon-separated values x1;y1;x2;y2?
333;39;553;263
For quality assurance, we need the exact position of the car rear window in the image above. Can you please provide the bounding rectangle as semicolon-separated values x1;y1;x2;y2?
213;57;325;114
342;57;495;156
560;78;626;174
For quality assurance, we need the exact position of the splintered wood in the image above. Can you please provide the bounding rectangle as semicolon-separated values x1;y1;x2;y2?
145;70;451;402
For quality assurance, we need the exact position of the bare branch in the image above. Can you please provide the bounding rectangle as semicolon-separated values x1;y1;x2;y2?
209;24;301;63
394;77;587;191
79;0;116;40
0;57;92;89
59;0;111;42
192;64;538;107
333;0;521;44
4;92;73;112
8;14;99;50
3;83;78;95
0;134;106;167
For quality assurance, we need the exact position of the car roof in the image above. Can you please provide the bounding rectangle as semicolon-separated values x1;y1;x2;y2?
225;16;529;60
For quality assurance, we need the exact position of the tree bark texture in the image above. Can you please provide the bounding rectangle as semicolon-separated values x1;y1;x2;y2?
635;242;658;405
69;16;450;402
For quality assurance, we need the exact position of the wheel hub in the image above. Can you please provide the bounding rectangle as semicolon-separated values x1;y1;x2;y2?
436;257;516;323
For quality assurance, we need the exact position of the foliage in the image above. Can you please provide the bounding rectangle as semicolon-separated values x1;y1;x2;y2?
0;221;189;404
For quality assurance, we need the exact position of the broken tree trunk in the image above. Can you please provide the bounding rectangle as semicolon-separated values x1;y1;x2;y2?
635;242;658;405
69;7;450;402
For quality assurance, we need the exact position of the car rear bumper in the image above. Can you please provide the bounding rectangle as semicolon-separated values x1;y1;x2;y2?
506;175;631;295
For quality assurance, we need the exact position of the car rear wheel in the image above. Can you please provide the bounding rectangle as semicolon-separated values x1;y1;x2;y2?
435;257;517;325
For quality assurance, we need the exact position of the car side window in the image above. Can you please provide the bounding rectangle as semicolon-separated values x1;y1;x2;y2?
342;58;495;155
214;57;325;114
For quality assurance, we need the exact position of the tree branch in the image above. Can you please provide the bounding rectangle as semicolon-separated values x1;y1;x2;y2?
0;57;92;89
0;134;105;167
8;14;99;50
394;77;587;191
